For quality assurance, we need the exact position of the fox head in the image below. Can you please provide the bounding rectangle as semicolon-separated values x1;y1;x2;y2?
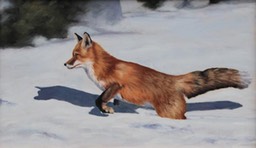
64;32;93;69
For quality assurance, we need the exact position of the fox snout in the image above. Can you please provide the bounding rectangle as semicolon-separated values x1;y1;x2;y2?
64;62;76;69
64;63;70;68
64;59;75;69
64;57;84;69
64;62;73;69
64;55;77;69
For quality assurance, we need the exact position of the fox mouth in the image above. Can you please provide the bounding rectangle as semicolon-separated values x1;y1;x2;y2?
64;63;81;69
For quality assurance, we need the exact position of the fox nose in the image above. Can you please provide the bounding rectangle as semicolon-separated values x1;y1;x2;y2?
64;63;67;66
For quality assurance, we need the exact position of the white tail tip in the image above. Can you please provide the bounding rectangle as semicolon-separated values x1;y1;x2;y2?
239;71;252;88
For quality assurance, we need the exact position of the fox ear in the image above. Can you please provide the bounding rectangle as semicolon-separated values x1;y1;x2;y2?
74;33;83;42
81;32;92;49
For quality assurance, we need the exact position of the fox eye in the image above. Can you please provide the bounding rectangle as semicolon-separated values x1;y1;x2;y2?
73;53;80;57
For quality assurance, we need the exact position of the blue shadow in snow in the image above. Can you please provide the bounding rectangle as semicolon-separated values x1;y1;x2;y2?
34;86;140;117
187;101;242;112
34;86;242;116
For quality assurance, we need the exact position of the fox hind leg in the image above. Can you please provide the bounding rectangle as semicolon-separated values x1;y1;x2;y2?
153;95;187;119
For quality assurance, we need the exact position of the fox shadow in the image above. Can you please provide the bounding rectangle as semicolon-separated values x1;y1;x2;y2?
34;86;242;117
34;85;142;117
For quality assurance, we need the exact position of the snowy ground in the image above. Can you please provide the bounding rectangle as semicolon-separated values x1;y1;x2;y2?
0;1;256;148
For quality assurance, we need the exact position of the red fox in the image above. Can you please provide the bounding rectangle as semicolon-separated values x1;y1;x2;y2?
64;32;251;119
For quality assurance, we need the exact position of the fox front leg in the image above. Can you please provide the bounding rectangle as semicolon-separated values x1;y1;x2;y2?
96;83;121;114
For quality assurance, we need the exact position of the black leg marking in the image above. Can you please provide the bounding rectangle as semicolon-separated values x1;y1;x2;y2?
113;99;120;106
95;83;121;114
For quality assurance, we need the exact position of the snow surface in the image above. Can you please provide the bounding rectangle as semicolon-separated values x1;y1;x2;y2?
0;1;256;148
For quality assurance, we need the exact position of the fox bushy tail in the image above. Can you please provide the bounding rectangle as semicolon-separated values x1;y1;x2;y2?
177;68;251;98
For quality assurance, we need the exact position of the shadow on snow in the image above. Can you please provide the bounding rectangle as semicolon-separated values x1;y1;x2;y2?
34;85;242;117
34;85;141;117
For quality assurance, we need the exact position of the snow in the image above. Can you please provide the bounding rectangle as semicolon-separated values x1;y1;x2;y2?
0;1;255;148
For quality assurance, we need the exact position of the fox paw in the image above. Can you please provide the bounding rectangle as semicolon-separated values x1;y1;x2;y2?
95;99;114;114
101;106;114;114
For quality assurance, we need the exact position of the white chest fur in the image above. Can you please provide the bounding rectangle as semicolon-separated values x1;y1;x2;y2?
82;61;105;90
